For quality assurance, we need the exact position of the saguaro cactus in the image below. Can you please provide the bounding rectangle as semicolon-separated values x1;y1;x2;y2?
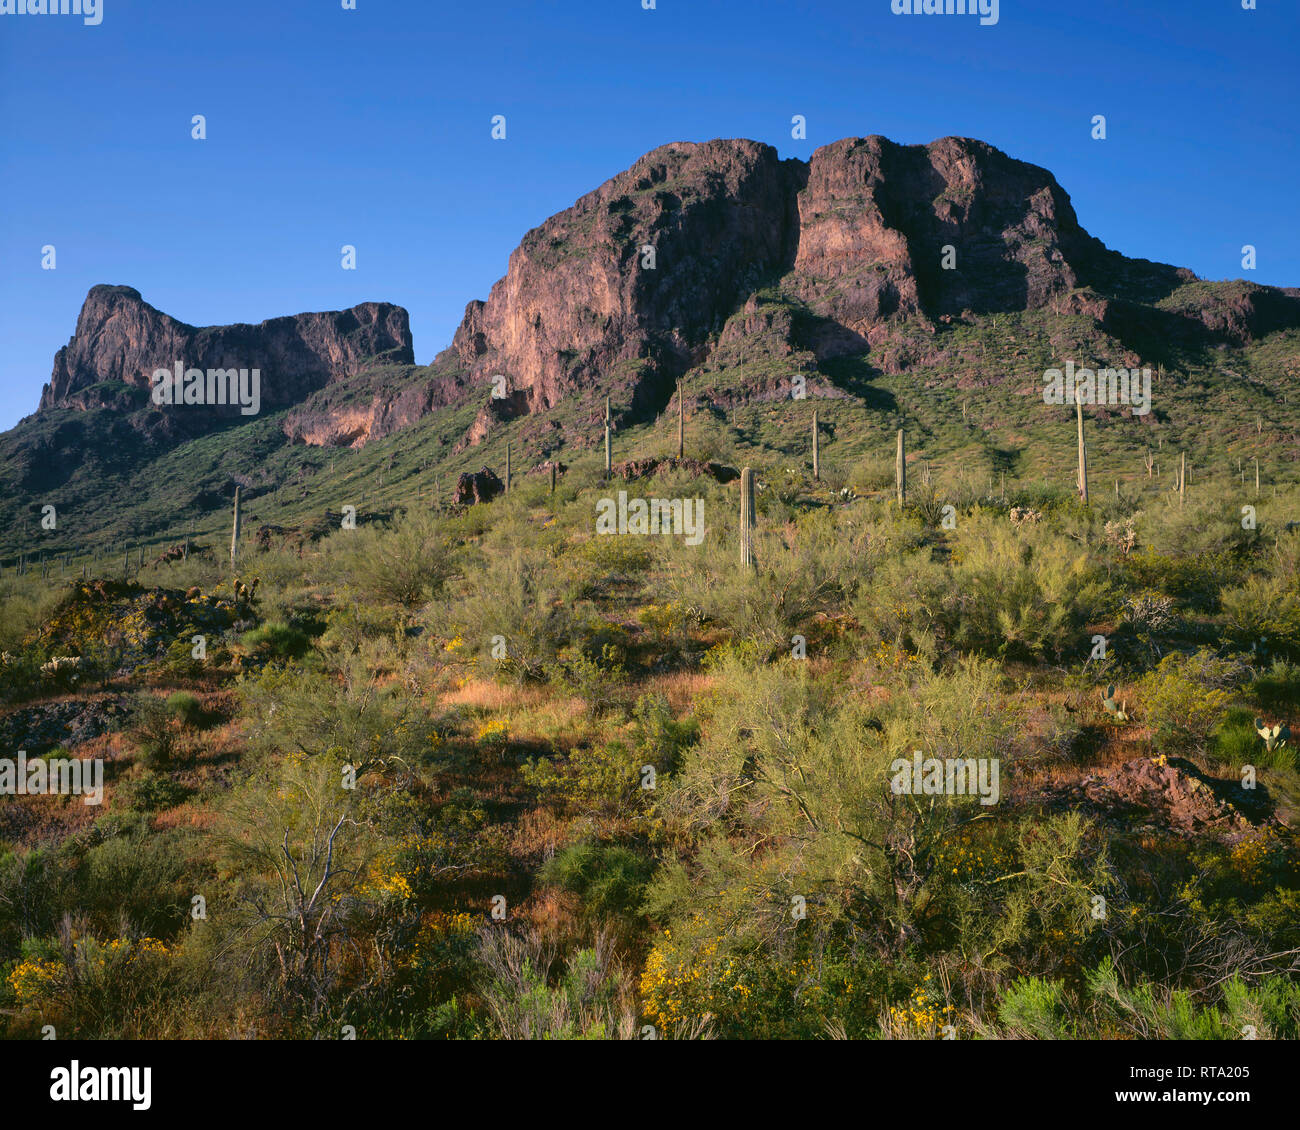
812;409;820;481
604;397;612;480
1255;457;1260;496
230;485;241;568
896;429;906;506
1075;391;1089;504
549;461;557;494
739;467;755;567
1179;452;1186;507
505;442;512;494
677;380;685;460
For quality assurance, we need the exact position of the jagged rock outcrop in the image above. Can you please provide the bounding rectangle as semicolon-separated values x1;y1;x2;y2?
23;134;1300;463
41;284;414;415
453;467;505;507
450;134;1300;444
452;139;805;442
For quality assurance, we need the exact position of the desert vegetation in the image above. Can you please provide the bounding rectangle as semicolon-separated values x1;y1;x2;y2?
3;443;1298;1040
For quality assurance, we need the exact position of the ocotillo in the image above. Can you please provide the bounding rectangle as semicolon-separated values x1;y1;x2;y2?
739;467;755;567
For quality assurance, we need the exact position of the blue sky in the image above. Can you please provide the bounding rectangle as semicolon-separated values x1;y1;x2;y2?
1;0;1296;430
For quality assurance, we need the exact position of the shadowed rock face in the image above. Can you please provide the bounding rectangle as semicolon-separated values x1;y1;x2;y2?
41;284;414;415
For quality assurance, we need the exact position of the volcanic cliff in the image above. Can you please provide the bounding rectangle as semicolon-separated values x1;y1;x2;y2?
21;135;1300;457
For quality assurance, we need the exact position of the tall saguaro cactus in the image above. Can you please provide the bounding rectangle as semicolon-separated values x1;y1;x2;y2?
505;442;512;494
812;409;820;481
677;380;685;460
549;461;557;494
739;467;755;567
604;396;612;480
1179;452;1186;507
1075;391;1089;504
896;429;906;506
230;485;241;568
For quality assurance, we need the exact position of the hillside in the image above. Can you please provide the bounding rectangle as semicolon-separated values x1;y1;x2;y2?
3;134;1299;565
2;135;1300;1044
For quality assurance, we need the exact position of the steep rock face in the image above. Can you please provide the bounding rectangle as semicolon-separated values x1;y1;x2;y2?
448;133;1300;447
452;139;804;441
790;135;1095;332
281;358;470;448
41;285;414;415
446;134;1140;440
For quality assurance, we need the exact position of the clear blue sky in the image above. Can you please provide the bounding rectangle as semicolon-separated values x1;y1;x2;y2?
2;0;1296;430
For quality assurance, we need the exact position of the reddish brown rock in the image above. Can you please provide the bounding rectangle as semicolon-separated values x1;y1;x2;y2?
453;467;505;507
41;284;413;415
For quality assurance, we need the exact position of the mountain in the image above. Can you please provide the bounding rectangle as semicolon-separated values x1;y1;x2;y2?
3;134;1299;560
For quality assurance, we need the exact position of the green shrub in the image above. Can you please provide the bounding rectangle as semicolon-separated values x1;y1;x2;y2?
540;840;655;922
241;621;312;662
1139;649;1245;757
165;691;204;728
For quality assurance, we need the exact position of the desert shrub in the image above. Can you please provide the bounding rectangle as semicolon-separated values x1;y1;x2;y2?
851;547;952;662
647;654;1019;965
997;976;1070;1039
1251;659;1300;711
130;693;182;768
77;832;194;938
1220;572;1300;661
241;620;312;662
447;547;574;682
238;660;443;771
666;515;856;656
476;929;637;1040
945;510;1110;661
165;690;205;728
522;740;643;817
540;840;655;923
571;536;654;581
214;754;381;1019
328;508;455;612
119;770;193;813
1209;706;1267;769
1139;649;1245;757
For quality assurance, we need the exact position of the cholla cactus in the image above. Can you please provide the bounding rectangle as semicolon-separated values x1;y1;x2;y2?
1102;684;1129;723
1254;718;1292;752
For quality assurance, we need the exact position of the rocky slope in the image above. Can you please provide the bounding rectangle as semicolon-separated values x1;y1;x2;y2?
7;132;1300;528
